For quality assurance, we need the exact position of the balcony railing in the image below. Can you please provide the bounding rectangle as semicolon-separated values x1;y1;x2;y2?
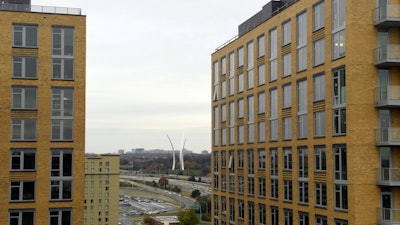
377;168;400;186
375;86;400;108
378;208;400;225
375;45;400;67
376;127;400;146
0;2;81;15
374;4;400;27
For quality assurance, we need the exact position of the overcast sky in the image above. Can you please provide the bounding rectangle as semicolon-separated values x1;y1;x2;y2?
33;0;267;153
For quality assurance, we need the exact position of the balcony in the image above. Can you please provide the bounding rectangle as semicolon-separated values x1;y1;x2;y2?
0;2;81;15
375;86;400;108
378;208;400;225
377;168;400;186
375;45;400;67
374;4;400;27
376;128;400;146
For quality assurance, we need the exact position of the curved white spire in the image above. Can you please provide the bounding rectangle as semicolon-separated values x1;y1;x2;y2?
167;135;175;170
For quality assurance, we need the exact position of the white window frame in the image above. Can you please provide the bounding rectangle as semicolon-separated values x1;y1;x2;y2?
12;86;37;109
11;119;37;141
13;24;38;48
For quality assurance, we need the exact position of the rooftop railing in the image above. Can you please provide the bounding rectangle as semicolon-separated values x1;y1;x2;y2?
0;2;81;15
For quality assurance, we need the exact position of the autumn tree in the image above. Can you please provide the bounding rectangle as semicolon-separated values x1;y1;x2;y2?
158;176;169;189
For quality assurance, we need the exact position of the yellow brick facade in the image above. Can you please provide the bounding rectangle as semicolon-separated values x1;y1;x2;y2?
211;0;400;225
84;155;120;225
0;4;86;225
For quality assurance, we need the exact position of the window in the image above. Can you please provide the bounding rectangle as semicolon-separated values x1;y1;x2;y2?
258;148;266;169
248;149;254;175
297;12;307;71
248;177;254;195
258;35;265;57
221;196;226;214
51;88;74;141
214;174;219;190
315;146;326;172
269;28;278;81
298;147;308;178
13;24;37;47
221;56;226;75
49;209;71;225
315;182;327;207
221;128;226;146
10;181;35;201
221;104;226;122
259;178;266;197
314;73;325;101
229;151;235;173
221;175;226;191
283;84;292;108
314;38;325;66
334;145;348;210
248;41;254;69
229;101;235;145
284;209;293;225
229;175;235;192
259;204;266;225
238;200;245;219
316;216;327;225
333;68;346;135
9;210;34;225
270;89;278;141
12;86;37;109
11;148;36;171
13;57;38;79
229;198;235;222
229;52;235;77
238;176;244;194
53;27;74;80
221;81;226;99
50;149;73;200
313;1;325;30
270;179;278;199
248;201;255;225
221;151;226;168
332;0;345;59
214;195;219;216
258;122;266;142
283;117;292;140
213;152;218;173
238;73;244;93
11;119;37;141
270;148;278;176
283;53;292;77
283;147;292;170
314;111;326;137
284;180;292;202
298;80;308;139
238;125;244;144
299;212;309;225
335;219;348;225
248;70;254;90
238;150;244;168
258;92;265;114
248;95;254;143
282;20;291;45
238;98;244;118
258;64;265;85
238;47;244;67
271;207;279;225
229;75;234;96
299;181;309;204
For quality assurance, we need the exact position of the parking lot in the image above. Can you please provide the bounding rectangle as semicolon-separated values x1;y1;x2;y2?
119;188;181;225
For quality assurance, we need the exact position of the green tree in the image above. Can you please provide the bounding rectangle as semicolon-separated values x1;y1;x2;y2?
191;189;201;198
177;208;199;225
158;176;169;189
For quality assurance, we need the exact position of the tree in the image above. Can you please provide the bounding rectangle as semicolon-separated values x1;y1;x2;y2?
177;208;199;225
188;175;196;182
158;176;169;189
191;189;201;198
143;216;151;224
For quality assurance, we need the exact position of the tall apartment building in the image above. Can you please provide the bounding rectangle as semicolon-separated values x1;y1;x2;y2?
0;1;86;224
211;0;398;225
84;154;120;225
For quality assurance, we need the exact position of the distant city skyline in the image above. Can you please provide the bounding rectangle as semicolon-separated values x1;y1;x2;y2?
33;0;268;153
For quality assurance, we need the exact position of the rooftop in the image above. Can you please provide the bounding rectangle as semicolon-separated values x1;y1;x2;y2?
0;2;81;15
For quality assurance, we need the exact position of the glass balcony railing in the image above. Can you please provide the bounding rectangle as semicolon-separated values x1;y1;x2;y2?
374;4;400;27
378;208;400;225
0;2;81;15
376;127;400;146
377;168;400;186
375;45;400;67
375;86;400;108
